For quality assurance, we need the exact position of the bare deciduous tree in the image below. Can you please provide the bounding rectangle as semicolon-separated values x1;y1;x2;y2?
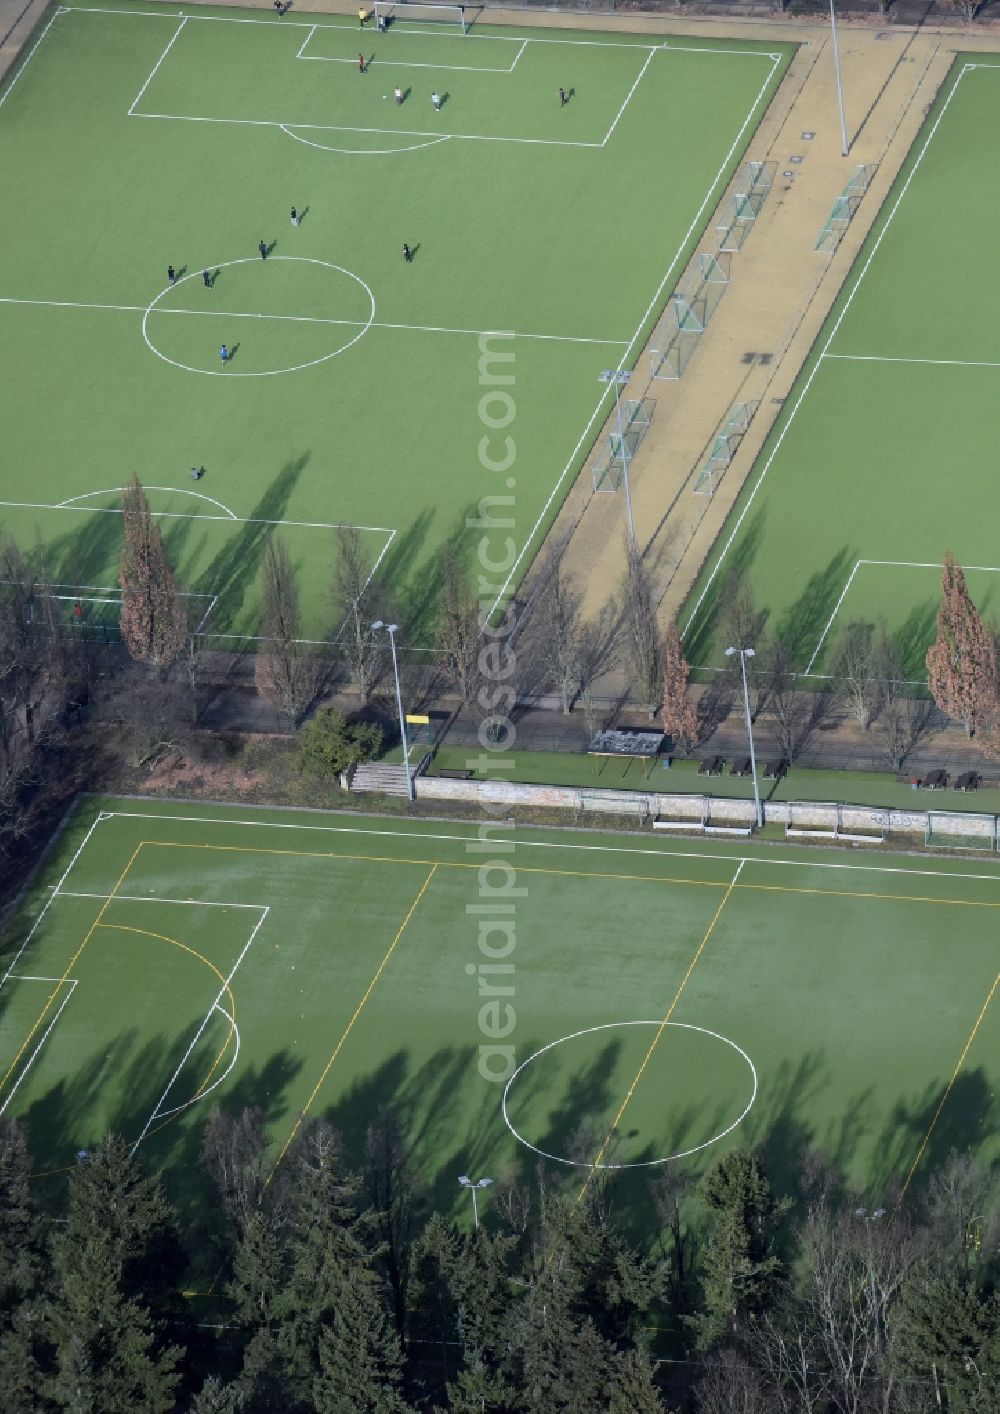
622;554;661;719
763;638;812;761
876;628;930;772
255;534;316;726
530;550;586;714
833;620;880;732
332;526;387;704
201;1107;270;1239
435;545;482;707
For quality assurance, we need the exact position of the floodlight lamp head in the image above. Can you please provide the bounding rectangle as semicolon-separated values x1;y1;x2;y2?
387;623;399;634
479;1178;493;1189
372;619;384;630
855;1207;867;1218
725;646;737;657
458;1175;471;1187
873;1208;886;1219
745;647;756;659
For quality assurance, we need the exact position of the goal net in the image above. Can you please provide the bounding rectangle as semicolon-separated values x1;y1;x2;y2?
372;0;474;30
925;811;996;852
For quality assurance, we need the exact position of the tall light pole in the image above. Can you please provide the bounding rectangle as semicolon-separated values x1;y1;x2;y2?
725;646;761;831
855;1206;885;1342
372;620;413;802
458;1174;492;1229
829;0;849;157
598;369;636;564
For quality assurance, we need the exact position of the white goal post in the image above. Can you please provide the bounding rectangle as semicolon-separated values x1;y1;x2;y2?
372;0;473;31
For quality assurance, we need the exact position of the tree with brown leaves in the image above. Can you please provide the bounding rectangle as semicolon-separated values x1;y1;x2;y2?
925;553;998;737
119;476;187;670
661;625;698;753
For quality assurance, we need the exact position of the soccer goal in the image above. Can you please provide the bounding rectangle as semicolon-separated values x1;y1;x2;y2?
372;0;476;30
925;810;997;852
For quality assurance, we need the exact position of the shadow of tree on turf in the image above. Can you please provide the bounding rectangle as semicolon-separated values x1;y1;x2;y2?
192;452;310;636
45;504;129;591
893;597;938;681
775;545;856;669
867;1066;997;1201
683;508;767;669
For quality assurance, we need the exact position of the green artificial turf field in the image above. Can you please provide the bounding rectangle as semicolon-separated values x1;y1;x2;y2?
0;3;789;641
3;798;999;1261
685;57;1000;680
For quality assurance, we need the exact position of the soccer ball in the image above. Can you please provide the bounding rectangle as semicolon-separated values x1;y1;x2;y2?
382;94;387;100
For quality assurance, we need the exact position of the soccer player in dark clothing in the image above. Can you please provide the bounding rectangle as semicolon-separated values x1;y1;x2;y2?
403;242;413;263
167;264;177;283
358;52;366;73
559;87;567;106
259;240;267;260
202;269;211;287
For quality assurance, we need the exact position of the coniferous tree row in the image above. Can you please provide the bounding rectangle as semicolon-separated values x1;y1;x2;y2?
1;1114;998;1412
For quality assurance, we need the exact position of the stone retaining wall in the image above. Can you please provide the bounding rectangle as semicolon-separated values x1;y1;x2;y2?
411;775;995;842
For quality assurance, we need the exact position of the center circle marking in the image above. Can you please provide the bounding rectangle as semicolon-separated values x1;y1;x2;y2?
501;1020;758;1169
142;256;376;377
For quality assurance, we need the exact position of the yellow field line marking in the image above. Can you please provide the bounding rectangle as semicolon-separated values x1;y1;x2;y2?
266;863;438;1181
97;924;236;1098
144;839;730;890
897;970;1000;1205
740;881;1000;911
141;840;1000;910
579;860;746;1193
0;844;144;1098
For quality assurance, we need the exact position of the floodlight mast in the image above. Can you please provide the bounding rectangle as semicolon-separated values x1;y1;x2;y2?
372;620;413;802
829;0;849;157
598;369;637;564
458;1174;493;1228
725;646;761;830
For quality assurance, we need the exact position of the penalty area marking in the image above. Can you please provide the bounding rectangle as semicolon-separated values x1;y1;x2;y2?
57;486;238;519
142;257;375;377
279;123;451;155
501;1020;757;1168
804;558;1000;675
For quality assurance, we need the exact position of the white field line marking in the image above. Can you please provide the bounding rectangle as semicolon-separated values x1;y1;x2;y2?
56;890;266;909
0;499;394;535
329;527;397;645
826;353;1000;369
803;559;861;675
299;51;518;72
600;47;656;147
130;906;269;1153
804;557;1000;675
682;63;975;644
61;5;678;47
0;577;213;598
154;1003;240;1119
0;812;106;997
279;124;450;154
295;23;316;59
660;42;784;60
131;110;604;148
0;296;626;346
9;975;70;983
103;808;1000;885
0;9;61;111
193;593;218;635
0;980;78;1117
486;49;783;621
57;486;239;519
127;15;187;115
510;38;528;71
